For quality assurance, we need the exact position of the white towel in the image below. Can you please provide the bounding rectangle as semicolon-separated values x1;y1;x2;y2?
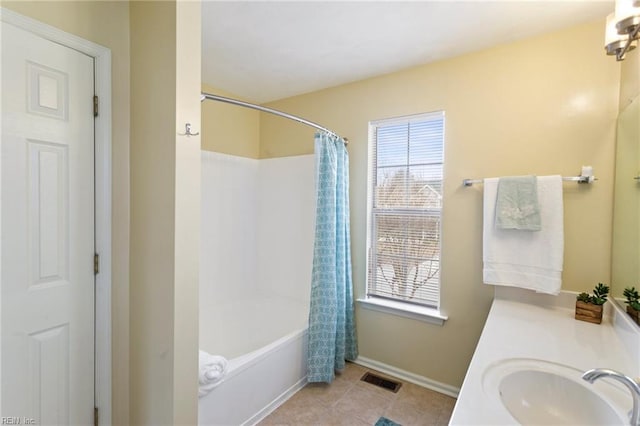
483;175;564;295
198;350;228;398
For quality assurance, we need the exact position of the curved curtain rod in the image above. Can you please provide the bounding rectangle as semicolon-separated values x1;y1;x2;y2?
200;91;348;145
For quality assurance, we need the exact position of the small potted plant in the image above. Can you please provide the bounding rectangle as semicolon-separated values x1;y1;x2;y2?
623;286;640;325
575;282;609;324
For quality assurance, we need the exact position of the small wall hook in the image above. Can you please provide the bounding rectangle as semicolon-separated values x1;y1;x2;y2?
178;123;199;137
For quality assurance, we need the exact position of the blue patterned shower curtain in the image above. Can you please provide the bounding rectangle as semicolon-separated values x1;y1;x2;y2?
307;132;358;383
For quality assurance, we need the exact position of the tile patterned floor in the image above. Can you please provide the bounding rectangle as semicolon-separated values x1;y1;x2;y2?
259;362;456;426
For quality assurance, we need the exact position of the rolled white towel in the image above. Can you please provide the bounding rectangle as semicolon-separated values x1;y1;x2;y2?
198;350;228;398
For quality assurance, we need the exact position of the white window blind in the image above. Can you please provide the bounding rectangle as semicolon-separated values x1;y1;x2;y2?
367;111;445;308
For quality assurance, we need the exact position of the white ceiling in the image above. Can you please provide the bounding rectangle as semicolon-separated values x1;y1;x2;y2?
202;1;614;104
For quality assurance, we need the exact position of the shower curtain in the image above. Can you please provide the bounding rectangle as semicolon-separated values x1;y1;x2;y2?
307;132;358;383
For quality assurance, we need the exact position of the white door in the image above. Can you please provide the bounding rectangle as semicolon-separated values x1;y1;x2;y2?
1;21;95;425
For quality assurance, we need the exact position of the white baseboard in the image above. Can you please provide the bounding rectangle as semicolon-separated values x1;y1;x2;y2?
353;356;459;398
244;376;307;426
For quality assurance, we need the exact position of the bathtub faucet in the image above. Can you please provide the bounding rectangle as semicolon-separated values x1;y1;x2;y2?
582;368;640;426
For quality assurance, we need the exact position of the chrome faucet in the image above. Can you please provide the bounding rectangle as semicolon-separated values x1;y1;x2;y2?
582;368;640;426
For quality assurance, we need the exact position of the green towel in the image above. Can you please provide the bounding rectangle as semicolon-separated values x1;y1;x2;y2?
495;175;541;231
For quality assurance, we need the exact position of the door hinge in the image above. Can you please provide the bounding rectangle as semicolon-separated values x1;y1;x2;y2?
94;253;100;275
93;95;99;117
94;406;99;426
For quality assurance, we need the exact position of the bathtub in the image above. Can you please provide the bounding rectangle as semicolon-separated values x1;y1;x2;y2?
199;152;314;425
198;295;309;425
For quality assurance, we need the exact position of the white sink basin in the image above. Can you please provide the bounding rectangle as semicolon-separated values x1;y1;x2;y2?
500;369;623;425
482;359;630;425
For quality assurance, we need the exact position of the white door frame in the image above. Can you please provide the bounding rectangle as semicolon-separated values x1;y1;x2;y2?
0;8;113;424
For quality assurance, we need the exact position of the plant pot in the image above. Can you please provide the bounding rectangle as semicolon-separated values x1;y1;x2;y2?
627;306;640;325
575;301;603;324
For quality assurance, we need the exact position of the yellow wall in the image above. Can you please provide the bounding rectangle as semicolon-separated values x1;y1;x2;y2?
261;20;620;387
173;1;201;423
130;1;200;424
130;2;176;422
201;83;260;158
0;1;132;423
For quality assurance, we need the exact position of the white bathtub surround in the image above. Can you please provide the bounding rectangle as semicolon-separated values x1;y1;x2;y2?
201;295;308;360
199;151;315;425
200;152;260;304
199;151;314;315
450;286;640;425
256;154;315;304
198;350;228;398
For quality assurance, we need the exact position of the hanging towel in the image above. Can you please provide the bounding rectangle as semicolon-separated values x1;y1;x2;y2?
198;350;228;398
495;175;541;231
483;175;564;295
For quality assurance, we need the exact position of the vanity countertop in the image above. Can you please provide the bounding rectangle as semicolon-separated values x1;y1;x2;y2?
449;286;640;425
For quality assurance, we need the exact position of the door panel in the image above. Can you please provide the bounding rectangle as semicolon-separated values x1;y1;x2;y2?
1;21;95;425
29;141;69;288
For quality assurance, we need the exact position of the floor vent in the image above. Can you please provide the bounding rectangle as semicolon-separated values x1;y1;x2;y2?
360;372;402;393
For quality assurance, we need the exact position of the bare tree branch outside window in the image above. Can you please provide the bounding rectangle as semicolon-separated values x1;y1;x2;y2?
374;169;441;301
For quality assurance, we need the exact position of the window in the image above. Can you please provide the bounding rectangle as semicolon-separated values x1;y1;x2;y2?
366;111;445;310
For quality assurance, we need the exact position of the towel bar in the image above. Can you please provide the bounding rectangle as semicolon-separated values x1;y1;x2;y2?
463;175;597;187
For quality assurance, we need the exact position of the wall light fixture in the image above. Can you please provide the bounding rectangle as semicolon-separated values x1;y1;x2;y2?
605;0;640;60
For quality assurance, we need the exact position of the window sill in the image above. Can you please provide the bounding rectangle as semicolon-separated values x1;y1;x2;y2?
357;297;448;326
